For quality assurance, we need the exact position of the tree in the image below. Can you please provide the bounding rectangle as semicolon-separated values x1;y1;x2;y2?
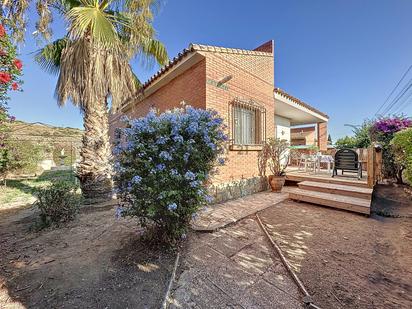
336;120;372;149
327;134;332;145
335;136;357;149
30;1;169;202
352;120;372;148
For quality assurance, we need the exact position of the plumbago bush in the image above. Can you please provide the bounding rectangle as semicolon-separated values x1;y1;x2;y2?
370;116;412;183
113;107;227;244
0;23;23;180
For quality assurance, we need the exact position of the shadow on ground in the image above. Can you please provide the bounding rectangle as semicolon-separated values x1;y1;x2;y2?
258;183;412;309
0;204;176;309
1;170;77;209
371;183;412;217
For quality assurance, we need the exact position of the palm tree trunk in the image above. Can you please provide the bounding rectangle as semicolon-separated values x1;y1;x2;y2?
77;100;112;203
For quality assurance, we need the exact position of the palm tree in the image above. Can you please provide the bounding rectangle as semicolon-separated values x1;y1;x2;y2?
35;0;168;202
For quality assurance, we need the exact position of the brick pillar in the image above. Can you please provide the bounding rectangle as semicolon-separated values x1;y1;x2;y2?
317;122;328;152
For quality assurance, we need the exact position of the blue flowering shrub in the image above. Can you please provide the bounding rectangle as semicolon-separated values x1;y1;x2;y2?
113;106;227;243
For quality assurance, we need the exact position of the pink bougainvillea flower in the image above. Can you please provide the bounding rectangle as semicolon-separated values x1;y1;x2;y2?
0;49;6;57
11;82;18;90
0;72;11;84
0;24;5;37
13;59;23;70
373;117;412;134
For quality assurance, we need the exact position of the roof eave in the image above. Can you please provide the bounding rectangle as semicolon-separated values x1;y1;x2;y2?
274;88;329;120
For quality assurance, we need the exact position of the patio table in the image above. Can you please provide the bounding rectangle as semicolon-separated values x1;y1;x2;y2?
318;154;334;174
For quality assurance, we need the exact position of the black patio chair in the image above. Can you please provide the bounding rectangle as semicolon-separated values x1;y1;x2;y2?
332;148;362;180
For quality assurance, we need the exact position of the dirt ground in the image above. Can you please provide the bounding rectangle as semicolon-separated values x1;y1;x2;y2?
372;183;412;217
0;204;176;309
259;184;412;309
1;183;411;309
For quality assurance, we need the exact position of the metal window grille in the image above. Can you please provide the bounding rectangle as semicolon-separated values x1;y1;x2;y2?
229;98;266;146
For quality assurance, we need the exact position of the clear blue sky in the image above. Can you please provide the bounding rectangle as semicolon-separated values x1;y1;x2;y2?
8;0;412;140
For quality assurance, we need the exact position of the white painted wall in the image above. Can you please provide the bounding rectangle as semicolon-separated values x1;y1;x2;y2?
274;115;291;142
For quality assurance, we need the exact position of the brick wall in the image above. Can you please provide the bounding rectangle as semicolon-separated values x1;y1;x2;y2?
317;122;328;151
108;59;207;141
203;49;275;183
108;44;276;185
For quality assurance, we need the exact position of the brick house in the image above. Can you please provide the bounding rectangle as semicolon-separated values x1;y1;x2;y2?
109;40;328;186
290;126;317;146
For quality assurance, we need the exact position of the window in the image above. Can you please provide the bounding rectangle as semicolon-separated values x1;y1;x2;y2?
230;98;266;146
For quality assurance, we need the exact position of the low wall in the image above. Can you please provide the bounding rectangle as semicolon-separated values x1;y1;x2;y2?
208;176;269;204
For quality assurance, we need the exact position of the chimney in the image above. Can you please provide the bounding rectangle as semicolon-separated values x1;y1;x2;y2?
253;40;274;54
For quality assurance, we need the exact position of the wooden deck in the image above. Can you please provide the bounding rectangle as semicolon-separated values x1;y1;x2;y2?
285;167;372;215
285;167;369;188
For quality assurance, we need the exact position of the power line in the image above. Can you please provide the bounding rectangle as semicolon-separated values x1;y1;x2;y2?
393;90;412;114
375;64;412;116
381;78;412;116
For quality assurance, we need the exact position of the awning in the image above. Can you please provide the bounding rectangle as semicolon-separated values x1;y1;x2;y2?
274;89;328;125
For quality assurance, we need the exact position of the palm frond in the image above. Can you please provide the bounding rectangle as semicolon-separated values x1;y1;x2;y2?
34;0;54;42
34;38;69;75
37;0;166;111
51;0;82;14
67;4;119;46
56;38;137;109
138;37;168;67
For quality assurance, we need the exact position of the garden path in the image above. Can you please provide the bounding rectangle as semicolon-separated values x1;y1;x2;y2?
191;191;288;231
170;216;303;308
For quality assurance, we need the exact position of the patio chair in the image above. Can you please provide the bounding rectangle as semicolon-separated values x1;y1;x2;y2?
300;154;320;173
332;148;362;180
289;150;303;168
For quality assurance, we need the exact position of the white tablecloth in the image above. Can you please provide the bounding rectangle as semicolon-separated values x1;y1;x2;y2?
318;155;334;163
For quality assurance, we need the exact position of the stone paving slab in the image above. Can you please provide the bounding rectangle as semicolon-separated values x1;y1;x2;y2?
191;191;288;232
169;217;303;309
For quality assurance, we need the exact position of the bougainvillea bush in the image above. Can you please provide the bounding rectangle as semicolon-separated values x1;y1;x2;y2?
0;23;23;180
113;107;227;243
370;116;412;183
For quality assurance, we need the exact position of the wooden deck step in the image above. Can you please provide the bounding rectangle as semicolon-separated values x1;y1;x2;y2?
286;187;370;215
298;181;373;200
285;174;369;188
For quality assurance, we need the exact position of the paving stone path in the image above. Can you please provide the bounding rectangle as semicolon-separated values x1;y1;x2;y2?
191;191;288;231
170;216;303;308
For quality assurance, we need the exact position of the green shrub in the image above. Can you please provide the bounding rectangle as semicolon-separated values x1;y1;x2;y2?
335;136;357;149
33;181;80;228
391;128;412;184
113;107;227;244
6;140;44;174
370;116;412;182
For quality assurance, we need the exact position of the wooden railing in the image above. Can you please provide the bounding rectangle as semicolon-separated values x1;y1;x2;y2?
367;145;383;188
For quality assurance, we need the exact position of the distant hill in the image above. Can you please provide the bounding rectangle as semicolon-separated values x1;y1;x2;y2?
9;121;83;142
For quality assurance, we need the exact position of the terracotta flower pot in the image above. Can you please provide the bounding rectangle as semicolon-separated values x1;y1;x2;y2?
268;175;285;192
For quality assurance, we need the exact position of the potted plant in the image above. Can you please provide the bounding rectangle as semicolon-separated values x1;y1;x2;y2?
261;138;290;192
